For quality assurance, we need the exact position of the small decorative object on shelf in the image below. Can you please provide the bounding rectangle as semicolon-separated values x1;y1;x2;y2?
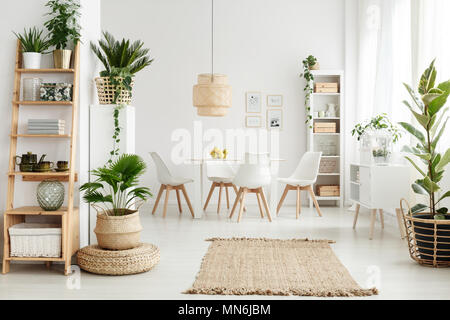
28;119;65;135
44;0;81;69
40;83;73;101
210;147;228;159
15;151;37;172
23;78;42;101
13;27;50;69
37;179;65;211
326;103;338;117
351;113;401;165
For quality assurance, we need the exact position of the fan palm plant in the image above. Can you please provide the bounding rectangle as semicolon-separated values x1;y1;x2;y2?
400;59;450;219
90;31;154;77
13;27;51;53
80;154;152;216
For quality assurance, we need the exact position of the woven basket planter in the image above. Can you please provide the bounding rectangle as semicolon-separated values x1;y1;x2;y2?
401;199;450;267
77;243;160;275
94;209;143;250
95;76;134;105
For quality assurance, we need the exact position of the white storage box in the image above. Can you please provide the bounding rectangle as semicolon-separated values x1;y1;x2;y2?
9;223;61;257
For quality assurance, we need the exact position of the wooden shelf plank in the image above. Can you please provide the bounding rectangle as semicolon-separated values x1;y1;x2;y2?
14;100;72;106
6;257;64;262
12;134;70;138
16;68;74;74
5;206;79;216
8;171;78;182
316;196;340;200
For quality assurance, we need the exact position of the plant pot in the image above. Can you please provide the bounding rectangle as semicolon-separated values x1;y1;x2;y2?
310;62;320;70
95;77;134;105
402;210;450;267
94;209;142;250
22;52;42;69
53;49;72;69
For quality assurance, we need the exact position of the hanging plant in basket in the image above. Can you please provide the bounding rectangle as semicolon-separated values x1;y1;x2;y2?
299;55;318;128
399;59;450;267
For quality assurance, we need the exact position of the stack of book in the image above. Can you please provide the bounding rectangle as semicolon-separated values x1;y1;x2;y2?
28;119;65;135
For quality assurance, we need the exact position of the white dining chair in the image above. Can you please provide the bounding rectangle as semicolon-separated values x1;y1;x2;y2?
203;161;241;214
229;153;272;222
150;152;194;218
276;151;323;218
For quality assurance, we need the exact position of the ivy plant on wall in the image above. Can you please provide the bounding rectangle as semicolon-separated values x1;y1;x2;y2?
299;55;318;128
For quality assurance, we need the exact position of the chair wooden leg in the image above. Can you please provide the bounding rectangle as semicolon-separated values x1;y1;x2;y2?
296;187;300;219
162;186;171;218
308;185;322;217
152;184;165;215
369;209;377;240
256;191;264;218
230;187;242;218
379;209;384;229
353;204;360;229
233;184;246;212
259;187;272;222
277;185;289;215
176;189;182;213
203;183;216;211
180;185;195;218
225;186;230;209
217;183;223;214
237;188;248;223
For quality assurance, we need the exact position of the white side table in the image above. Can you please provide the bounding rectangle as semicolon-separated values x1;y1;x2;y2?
349;163;410;239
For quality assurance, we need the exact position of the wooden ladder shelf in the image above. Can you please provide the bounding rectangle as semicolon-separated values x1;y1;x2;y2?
2;40;80;275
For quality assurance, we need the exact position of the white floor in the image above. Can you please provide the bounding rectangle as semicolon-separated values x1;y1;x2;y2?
1;204;450;300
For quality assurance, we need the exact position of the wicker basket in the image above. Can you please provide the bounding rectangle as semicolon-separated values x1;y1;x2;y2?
9;223;61;257
319;158;338;173
400;199;450;267
95;77;134;105
94;209;143;250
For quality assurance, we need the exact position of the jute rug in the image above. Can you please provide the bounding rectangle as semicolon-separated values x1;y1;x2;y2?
184;238;378;297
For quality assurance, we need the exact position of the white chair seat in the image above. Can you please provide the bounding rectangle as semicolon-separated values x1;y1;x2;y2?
166;177;193;186
277;177;314;186
208;176;234;183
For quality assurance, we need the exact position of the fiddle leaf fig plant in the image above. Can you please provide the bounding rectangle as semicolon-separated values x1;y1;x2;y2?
299;55;317;128
400;59;450;219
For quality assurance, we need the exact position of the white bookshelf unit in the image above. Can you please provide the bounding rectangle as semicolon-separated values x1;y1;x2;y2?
306;70;344;208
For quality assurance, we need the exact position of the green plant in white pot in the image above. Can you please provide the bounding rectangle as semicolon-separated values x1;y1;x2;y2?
400;60;450;266
80;154;152;250
44;0;81;69
13;27;51;69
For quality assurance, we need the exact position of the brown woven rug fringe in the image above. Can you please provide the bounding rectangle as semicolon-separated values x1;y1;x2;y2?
206;237;336;243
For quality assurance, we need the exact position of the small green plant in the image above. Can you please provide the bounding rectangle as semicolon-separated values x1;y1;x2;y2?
13;27;51;53
299;55;317;127
351;113;402;142
44;0;81;50
400;59;450;219
90;31;154;77
80;154;152;216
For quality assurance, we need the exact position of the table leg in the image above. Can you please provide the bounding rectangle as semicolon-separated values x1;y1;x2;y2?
192;162;203;219
268;163;279;218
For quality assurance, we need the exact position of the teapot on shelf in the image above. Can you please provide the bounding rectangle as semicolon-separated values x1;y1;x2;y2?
14;151;37;172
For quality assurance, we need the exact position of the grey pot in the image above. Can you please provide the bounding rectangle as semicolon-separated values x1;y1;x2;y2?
37;179;65;211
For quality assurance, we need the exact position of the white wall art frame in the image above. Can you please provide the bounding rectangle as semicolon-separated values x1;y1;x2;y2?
246;115;262;128
267;109;283;130
246;91;262;113
267;94;283;107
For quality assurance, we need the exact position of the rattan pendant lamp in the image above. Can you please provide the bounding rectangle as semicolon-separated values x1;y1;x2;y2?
193;0;231;117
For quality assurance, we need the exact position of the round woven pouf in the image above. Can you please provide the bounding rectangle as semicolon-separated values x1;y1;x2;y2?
77;243;160;275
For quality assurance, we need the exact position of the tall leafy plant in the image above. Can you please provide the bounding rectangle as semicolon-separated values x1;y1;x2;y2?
299;55;317;128
13;27;51;53
44;0;81;50
80;154;152;216
400;59;450;219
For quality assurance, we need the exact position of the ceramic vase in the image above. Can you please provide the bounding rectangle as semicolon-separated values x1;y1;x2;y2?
37;179;65;211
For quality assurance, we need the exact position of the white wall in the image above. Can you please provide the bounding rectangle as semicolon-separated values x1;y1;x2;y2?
101;0;345;208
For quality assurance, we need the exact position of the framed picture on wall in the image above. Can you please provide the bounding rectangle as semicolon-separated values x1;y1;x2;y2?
246;92;262;113
267;109;283;129
267;94;283;107
246;115;262;128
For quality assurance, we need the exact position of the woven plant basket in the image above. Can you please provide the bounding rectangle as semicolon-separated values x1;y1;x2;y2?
95;76;134;105
400;198;450;267
77;243;160;275
94;209;143;250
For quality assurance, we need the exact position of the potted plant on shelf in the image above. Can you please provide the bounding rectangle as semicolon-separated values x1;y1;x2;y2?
90;31;154;105
80;154;152;250
13;27;51;69
299;55;318;127
351;113;402;165
399;59;450;266
44;0;81;69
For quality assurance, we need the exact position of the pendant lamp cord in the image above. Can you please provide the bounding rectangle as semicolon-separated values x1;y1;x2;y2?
211;0;214;81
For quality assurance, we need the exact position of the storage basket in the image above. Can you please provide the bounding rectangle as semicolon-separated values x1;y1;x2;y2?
314;122;336;133
9;223;61;257
316;185;340;196
314;82;339;93
319;158;338;173
40;83;73;101
95;77;134;105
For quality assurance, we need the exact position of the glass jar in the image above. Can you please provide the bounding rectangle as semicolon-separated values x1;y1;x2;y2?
37;179;65;211
23;78;42;101
360;129;393;165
